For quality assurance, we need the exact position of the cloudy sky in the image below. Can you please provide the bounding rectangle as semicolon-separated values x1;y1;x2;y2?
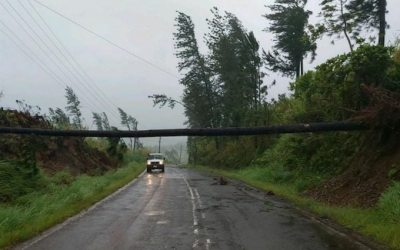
0;0;399;147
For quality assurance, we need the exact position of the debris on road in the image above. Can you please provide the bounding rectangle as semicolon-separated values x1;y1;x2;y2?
211;176;228;185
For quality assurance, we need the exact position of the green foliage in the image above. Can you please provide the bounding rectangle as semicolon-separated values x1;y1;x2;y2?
101;112;111;131
174;11;217;129
346;0;388;46
106;127;127;162
85;138;109;152
15;100;41;116
318;0;358;51
117;108;136;131
49;108;71;129
388;164;400;180
378;182;400;222
123;149;149;164
206;8;266;128
117;108;140;150
292;45;399;122
92;112;103;131
65;86;82;129
148;94;183;109
253;133;359;186
51;169;75;186
0;161;45;202
263;0;316;78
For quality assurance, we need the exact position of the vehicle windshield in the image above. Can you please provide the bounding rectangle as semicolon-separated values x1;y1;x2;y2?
148;155;163;160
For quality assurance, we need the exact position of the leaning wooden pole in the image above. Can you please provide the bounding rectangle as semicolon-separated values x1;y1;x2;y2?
0;122;368;138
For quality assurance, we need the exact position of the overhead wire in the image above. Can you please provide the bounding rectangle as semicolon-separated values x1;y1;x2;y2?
1;1;114;122
32;0;180;79
31;0;178;131
0;19;97;112
20;0;121;119
27;0;121;110
2;1;164;131
0;23;63;88
27;0;155;130
5;0;121;124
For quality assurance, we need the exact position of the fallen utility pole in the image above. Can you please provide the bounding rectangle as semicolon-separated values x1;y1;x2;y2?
0;122;368;138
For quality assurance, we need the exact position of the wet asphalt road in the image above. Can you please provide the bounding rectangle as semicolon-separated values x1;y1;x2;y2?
15;166;373;250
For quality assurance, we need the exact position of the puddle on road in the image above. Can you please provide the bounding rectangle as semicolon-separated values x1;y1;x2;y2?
189;178;206;181
259;205;274;213
156;220;169;225
145;211;165;216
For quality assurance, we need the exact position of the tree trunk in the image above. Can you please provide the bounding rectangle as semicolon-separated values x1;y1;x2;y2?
300;59;304;76
196;51;217;129
254;73;258;149
340;0;354;52
378;0;386;46
130;138;133;151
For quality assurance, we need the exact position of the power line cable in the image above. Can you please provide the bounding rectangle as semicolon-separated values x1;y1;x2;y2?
28;0;120;110
1;1;110;120
17;0;120;121
5;0;119;123
0;23;63;88
27;1;154;130
32;0;180;79
0;19;97;112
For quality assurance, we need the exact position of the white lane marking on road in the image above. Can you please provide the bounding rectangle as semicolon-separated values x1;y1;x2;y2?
183;177;198;227
206;239;211;250
193;239;200;249
194;188;206;219
15;170;147;250
184;176;212;249
145;211;165;216
156;220;168;225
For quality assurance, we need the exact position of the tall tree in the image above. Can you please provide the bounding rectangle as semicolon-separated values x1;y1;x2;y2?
117;108;138;150
106;126;127;161
346;0;388;46
92;112;103;131
205;8;265;127
101;112;111;131
65;87;82;129
49;107;70;128
174;11;218;129
262;0;317;78
164;148;180;164
319;0;358;51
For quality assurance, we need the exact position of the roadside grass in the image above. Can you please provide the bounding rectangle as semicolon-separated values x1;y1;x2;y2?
183;165;400;250
0;162;145;249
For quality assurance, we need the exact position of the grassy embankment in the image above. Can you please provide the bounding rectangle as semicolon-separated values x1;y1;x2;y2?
0;158;145;248
184;164;400;249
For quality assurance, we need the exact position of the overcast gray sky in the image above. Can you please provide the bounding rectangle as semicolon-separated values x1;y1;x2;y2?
1;0;399;147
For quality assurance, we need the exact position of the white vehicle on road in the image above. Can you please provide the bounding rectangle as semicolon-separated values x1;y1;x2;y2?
146;153;165;173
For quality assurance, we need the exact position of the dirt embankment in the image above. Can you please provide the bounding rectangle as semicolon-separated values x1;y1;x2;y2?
307;135;400;207
307;86;400;207
0;109;118;175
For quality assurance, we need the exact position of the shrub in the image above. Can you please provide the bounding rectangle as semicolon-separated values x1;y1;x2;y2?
0;161;45;202
378;182;400;222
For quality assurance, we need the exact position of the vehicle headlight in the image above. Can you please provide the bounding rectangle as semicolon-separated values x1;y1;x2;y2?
147;160;151;165
160;161;164;165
